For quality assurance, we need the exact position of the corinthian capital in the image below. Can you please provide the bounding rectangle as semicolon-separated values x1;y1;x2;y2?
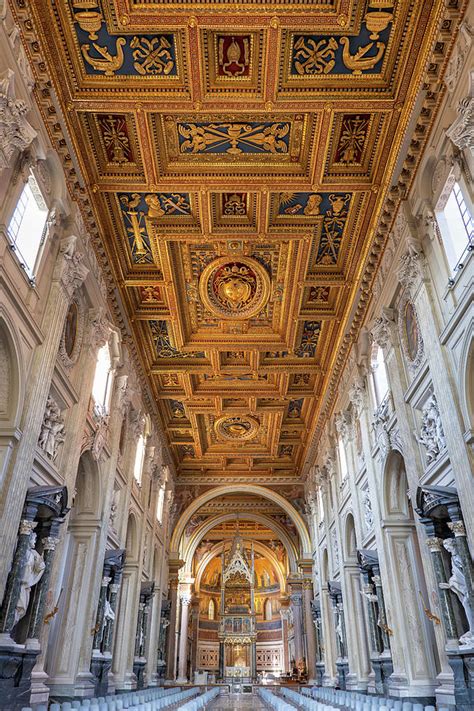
370;307;396;349
446;82;474;155
0;69;37;169
88;307;112;351
335;410;353;444
396;249;427;298
55;235;89;298
349;376;367;413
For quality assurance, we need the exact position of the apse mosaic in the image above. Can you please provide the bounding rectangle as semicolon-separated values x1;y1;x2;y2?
29;0;444;478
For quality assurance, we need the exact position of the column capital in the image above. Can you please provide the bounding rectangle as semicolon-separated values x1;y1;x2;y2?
349;376;367;413
0;68;37;169
446;83;474;154
370;307;397;349
448;520;466;537
334;410;354;444
53;235;89;299
41;536;60;551
396;248;427;298
19;519;37;536
426;537;444;553
88;307;113;351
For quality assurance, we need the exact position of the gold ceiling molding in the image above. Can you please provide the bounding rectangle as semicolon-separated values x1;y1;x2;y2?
13;0;468;484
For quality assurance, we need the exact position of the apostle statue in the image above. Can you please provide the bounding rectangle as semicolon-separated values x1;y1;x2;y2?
440;538;474;647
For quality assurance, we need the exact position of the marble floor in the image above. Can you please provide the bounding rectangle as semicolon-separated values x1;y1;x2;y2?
205;692;269;709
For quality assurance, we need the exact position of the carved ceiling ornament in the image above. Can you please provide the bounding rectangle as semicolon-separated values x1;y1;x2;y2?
199;256;271;320
214;414;260;442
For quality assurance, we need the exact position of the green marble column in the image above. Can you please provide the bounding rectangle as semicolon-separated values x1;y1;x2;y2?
26;519;62;642
426;537;460;643
0;509;38;635
92;575;112;652
372;574;391;653
102;582;120;654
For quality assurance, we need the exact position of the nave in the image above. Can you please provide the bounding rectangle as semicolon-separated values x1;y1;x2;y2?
0;0;473;709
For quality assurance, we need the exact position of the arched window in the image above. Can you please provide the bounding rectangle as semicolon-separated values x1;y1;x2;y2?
264;598;272;621
91;344;113;415
7;173;49;280
134;434;146;485
156;483;165;523
208;598;215;620
371;344;389;406
436;179;473;274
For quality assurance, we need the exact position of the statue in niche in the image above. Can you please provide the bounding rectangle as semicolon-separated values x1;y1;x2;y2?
440;538;474;647
38;396;65;460
14;532;46;626
416;394;446;464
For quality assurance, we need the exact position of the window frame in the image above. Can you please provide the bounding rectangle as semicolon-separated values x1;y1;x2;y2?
436;174;474;282
6;172;49;283
91;343;114;417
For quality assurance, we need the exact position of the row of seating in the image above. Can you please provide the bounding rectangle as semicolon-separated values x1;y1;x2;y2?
21;686;202;711
301;687;442;711
281;686;337;710
257;687;299;711
178;687;220;710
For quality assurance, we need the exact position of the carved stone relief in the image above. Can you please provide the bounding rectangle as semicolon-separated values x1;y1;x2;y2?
415;393;447;465
38;395;65;461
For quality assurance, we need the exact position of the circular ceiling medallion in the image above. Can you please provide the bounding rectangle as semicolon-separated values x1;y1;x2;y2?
199;256;270;320
215;415;260;441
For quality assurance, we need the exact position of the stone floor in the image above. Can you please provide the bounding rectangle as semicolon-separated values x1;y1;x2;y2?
205;692;269;709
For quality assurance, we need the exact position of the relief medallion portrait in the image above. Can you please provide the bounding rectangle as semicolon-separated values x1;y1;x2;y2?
199;256;271;320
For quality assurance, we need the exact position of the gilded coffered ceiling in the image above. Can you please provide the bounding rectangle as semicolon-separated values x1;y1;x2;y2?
24;0;451;483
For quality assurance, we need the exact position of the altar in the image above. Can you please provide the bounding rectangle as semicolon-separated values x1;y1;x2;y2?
225;666;250;678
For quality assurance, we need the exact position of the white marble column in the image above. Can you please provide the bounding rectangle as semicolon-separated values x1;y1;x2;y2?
303;580;317;683
176;586;192;683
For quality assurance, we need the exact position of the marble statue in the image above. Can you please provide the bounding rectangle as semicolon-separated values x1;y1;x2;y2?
440;538;474;647
14;532;46;625
38;396;65;460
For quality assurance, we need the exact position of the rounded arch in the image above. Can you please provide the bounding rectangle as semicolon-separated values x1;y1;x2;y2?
72;451;101;520
170;484;311;556
321;548;329;584
125;512;139;562
194;539;287;593
0;313;24;428
344;512;357;561
458;320;474;432
382;450;410;520
183;512;298;573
